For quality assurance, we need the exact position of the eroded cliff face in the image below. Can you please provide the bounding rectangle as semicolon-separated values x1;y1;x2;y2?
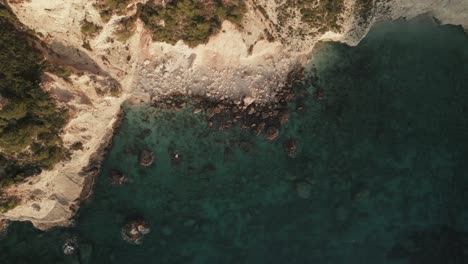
1;0;466;229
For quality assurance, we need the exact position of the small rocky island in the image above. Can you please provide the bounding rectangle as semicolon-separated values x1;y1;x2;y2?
121;218;151;245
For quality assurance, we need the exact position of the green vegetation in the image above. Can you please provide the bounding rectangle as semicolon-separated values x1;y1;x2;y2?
48;65;74;82
114;15;136;42
82;40;93;51
298;0;345;32
70;141;84;151
94;0;246;46
0;196;19;213
94;0;131;22
355;0;375;24
92;0;138;43
277;0;345;33
0;4;69;188
137;0;246;47
80;19;102;37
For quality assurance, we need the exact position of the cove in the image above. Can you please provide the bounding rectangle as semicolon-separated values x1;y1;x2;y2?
1;18;468;264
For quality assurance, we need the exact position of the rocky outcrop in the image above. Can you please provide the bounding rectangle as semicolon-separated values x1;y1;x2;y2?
0;0;466;229
138;150;154;167
121;218;151;245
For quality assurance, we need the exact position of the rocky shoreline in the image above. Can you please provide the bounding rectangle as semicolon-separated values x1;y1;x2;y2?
77;106;125;205
147;65;314;141
91;65;314;220
0;219;9;235
2;0;466;232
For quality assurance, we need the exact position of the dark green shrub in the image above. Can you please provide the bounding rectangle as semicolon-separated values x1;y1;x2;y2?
94;0;131;22
137;0;246;47
276;0;345;33
0;3;69;184
70;141;84;151
114;15;136;42
81;19;102;36
0;197;19;213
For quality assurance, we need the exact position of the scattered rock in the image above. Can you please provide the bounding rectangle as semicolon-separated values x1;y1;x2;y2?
121;218;151;245
63;238;78;255
171;152;182;166
255;122;266;136
296;181;312;199
206;108;216;118
315;86;325;100
148;72;309;142
0;219;9;235
284;139;297;158
239;141;255;153
243;96;255;106
108;169;128;185
139;150;154;167
278;111;289;125
124;147;138;155
138;129;152;139
265;126;280;141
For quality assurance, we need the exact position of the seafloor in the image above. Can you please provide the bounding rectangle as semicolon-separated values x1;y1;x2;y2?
1;19;468;264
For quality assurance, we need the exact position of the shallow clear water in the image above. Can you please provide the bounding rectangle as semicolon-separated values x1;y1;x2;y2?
1;19;468;264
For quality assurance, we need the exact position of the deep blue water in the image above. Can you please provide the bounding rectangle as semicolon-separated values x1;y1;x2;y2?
1;19;468;264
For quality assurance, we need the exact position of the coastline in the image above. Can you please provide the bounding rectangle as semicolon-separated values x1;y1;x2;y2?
78;106;125;204
75;63;307;216
0;0;466;230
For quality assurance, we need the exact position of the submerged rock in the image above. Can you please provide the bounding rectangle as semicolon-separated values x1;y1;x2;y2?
0;219;9;236
296;181;312;199
284;139;297;158
139;150;154;167
315;86;325;101
254;122;266;136
63;238;78;255
265;126;280;141
108;169;128;185
171;152;182;166
121;218;151;245
279;111;289;125
138;129;152;139
124;147;138;155
239;141;255;153
243;96;255;106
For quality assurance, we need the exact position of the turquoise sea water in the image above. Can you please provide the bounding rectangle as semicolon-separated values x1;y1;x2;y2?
1;19;468;264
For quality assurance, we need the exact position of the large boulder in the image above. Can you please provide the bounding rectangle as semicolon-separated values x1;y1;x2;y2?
121;219;151;245
63;238;78;255
284;139;297;158
265;126;280;141
139;150;154;167
171;153;182;166
108;169;128;185
296;181;312;199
